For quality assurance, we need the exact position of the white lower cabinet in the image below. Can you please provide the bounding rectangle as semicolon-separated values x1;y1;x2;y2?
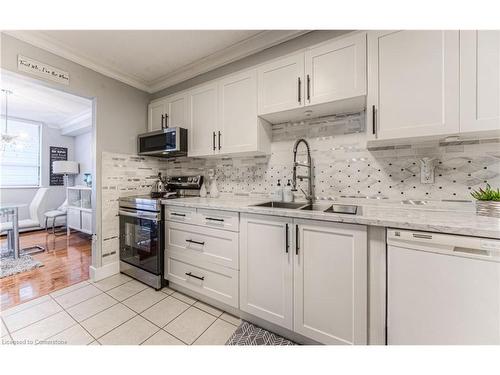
239;214;293;329
293;219;367;345
240;213;368;344
166;253;239;308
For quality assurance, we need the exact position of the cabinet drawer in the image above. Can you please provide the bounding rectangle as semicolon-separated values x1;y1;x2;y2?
165;206;197;224
197;208;239;232
166;221;238;270
166;254;239;308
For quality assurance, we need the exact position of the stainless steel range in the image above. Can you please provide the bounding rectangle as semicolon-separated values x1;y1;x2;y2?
118;175;203;289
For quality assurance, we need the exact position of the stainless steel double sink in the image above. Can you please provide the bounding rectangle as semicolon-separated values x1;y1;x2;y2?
252;201;359;215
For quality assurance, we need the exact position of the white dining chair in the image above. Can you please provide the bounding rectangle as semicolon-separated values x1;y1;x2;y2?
0;188;49;234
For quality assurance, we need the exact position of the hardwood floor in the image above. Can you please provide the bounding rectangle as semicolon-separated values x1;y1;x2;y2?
0;230;92;310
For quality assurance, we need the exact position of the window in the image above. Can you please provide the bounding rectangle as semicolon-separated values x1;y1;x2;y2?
0;119;41;187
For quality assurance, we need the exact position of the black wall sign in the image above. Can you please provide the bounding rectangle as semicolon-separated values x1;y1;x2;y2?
49;146;68;186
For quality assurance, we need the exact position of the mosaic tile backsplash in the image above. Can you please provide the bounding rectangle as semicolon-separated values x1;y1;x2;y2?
100;112;500;262
163;112;500;202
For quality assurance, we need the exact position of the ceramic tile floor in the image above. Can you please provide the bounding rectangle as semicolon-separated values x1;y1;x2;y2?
0;273;240;345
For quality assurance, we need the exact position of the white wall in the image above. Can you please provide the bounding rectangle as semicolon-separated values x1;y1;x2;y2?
1;32;150;271
0;123;75;220
74;131;92;186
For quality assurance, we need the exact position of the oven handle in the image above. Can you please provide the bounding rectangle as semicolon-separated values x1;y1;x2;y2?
119;209;160;222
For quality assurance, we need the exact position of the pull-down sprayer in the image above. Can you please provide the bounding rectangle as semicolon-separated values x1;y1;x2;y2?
292;138;313;204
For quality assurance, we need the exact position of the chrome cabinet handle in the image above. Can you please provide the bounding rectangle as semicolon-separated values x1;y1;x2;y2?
186;239;205;246
185;272;204;281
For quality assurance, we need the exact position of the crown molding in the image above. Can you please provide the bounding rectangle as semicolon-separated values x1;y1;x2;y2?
4;31;151;92
5;30;309;94
147;30;309;93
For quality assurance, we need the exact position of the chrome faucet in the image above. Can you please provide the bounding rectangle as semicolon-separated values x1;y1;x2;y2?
292;138;313;204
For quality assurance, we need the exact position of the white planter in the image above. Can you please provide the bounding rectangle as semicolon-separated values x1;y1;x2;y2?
475;201;500;218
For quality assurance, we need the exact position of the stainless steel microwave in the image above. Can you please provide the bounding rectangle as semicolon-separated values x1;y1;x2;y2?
137;127;188;158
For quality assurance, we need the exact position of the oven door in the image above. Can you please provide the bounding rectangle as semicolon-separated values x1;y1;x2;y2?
138;128;179;155
119;208;162;275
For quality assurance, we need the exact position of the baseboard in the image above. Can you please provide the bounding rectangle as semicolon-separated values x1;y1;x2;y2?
89;261;119;282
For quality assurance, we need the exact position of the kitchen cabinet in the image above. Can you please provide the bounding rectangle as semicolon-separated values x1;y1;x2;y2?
258;33;366;122
148;92;189;132
187;71;271;158
257;53;305;115
305;33;366;106
240;213;368;343
239;214;293;329
367;30;460;140
187;82;218;157
148;99;167;132
219;70;271;155
460;30;500;134
294;219;367;345
165;206;241;308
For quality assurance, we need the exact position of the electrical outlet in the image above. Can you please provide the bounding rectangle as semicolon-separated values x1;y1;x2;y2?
420;158;435;184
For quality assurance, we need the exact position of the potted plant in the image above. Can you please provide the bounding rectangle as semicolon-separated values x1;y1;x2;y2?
471;184;500;218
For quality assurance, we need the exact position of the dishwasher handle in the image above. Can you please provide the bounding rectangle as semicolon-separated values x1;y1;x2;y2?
387;228;500;261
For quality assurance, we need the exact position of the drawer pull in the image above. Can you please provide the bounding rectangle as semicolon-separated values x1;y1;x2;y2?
186;239;205;246
185;272;204;281
206;217;224;222
171;213;186;217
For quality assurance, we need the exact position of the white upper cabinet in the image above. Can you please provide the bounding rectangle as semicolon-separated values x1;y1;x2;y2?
148;93;189;132
367;30;460;140
148;99;167;132
165;92;189;129
240;214;293;330
257;53;304;115
187;82;218;157
219;70;270;155
305;33;367;106
294;219;367;345
460;30;500;134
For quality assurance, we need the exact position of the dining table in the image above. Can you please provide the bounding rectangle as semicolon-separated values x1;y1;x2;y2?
0;203;27;259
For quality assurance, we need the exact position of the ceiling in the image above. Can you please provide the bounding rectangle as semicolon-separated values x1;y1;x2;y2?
5;30;308;93
0;70;93;136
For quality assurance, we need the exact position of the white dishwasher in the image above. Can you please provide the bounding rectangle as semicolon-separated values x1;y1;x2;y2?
387;228;500;345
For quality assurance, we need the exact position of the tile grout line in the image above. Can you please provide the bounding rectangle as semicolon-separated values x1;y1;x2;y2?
48;293;98;344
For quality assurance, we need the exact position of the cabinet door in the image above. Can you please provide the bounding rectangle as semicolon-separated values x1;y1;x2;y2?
240;214;293;329
67;208;81;230
218;69;258;154
257;53;304;115
165;92;189;129
187;82;218;157
367;30;460;140
294;219;367;345
460;30;500;133
81;211;92;234
148;100;167;131
305;33;366;106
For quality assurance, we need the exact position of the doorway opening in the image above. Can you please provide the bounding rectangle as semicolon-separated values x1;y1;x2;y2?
0;70;96;310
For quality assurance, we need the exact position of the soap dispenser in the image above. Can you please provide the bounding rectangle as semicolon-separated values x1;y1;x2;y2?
272;179;283;202
283;179;294;203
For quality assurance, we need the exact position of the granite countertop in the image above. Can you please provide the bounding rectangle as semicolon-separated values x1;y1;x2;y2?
161;196;500;239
